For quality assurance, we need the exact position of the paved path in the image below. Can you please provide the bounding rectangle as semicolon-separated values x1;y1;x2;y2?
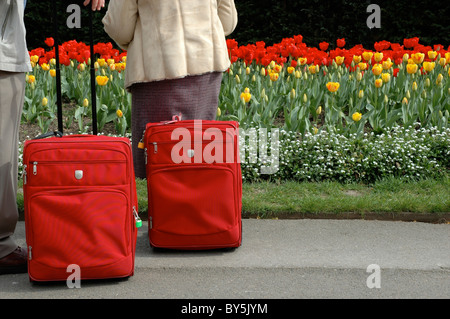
1;219;449;300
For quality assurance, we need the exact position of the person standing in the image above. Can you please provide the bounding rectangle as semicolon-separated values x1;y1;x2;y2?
0;0;105;275
102;0;238;178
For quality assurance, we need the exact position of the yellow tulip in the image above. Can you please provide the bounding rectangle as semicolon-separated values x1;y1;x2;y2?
41;63;50;71
372;64;383;76
436;73;443;84
97;58;107;67
116;109;123;118
30;55;39;63
240;89;251;103
217;107;221;117
290;88;296;99
287;66;295;74
27;75;35;83
352;112;362;122
316;106;322;115
412;81;418;91
49;69;56;77
96;75;109;86
356;71;363;81
326;82;340;92
83;98;89;107
406;63;418;74
42;97;48;106
374;52;383;62
427;51;437;60
269;72;279;81
423;61;435;72
362;51;373;62
358;90;364;99
353;55;362;63
411;52;425;64
402;97;408;105
403;53;409;62
335;56;345;65
357;63;367;71
375;78;383;88
260;67;266;76
382;59;393;70
298;57;307;65
381;73;390;83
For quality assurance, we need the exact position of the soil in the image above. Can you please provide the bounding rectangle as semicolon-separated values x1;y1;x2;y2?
19;110;119;143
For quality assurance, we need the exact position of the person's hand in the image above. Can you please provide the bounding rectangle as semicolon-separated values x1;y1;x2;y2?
83;0;105;11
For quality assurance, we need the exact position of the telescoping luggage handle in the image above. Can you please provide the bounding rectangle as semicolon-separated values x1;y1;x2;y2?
34;1;98;139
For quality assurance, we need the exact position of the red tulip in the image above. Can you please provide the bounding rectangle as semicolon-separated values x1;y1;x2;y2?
44;37;54;47
336;38;345;48
319;42;329;51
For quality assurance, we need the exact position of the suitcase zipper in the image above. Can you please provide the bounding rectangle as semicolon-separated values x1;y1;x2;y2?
22;165;27;185
32;162;38;175
28;246;32;260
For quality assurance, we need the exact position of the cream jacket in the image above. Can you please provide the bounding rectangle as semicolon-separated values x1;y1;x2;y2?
0;0;32;73
102;0;238;89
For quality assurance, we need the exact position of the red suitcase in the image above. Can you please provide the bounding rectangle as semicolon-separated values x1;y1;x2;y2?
143;119;242;250
23;136;140;282
22;5;141;282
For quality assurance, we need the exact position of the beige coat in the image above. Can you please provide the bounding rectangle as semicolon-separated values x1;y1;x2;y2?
102;0;237;89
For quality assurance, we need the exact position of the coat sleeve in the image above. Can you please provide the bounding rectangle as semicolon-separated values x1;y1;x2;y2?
217;0;238;36
102;0;139;50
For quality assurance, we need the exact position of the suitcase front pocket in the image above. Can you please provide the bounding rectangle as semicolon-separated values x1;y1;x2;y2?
148;165;239;237
27;189;131;271
25;160;128;187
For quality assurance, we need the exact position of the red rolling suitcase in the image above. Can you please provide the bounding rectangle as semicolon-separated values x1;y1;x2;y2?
22;4;141;282
143;118;242;250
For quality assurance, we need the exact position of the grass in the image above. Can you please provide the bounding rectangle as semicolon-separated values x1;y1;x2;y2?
17;176;450;222
241;177;450;218
135;176;449;221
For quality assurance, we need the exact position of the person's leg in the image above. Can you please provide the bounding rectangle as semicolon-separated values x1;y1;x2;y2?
0;71;25;260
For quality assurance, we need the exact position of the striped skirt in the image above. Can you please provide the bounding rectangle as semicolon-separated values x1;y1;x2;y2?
130;72;223;178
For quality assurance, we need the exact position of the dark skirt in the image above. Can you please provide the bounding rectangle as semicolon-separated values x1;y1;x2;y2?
130;72;223;178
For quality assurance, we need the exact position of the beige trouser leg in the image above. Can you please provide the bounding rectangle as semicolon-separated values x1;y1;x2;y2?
0;71;25;258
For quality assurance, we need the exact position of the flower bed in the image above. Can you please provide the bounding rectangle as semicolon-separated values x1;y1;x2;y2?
21;35;449;183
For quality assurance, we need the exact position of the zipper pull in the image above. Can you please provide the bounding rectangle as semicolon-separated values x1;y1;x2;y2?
33;162;38;175
149;216;153;229
133;206;142;228
144;148;148;165
23;165;27;185
153;142;158;153
28;246;32;260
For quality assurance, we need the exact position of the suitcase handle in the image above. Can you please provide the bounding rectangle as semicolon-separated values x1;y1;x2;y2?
32;131;63;140
52;0;98;135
